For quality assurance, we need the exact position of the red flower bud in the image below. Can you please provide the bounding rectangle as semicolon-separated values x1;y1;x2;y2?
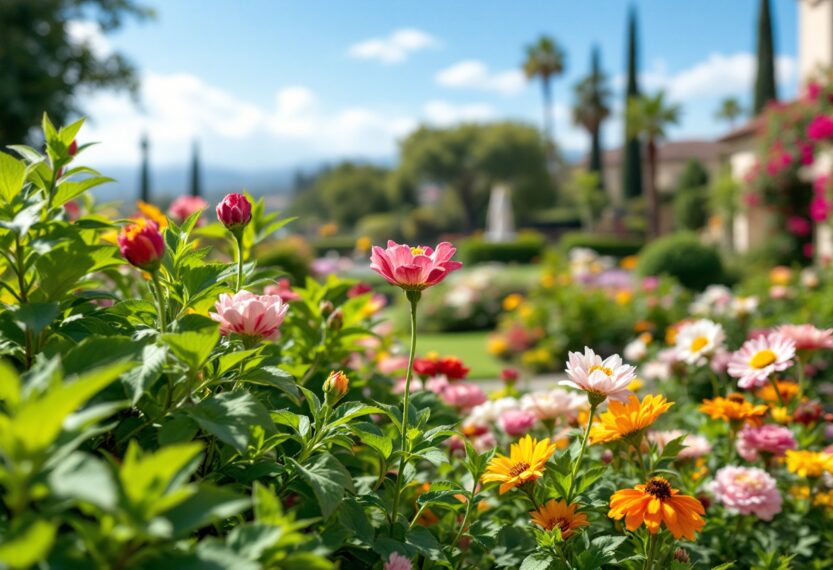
118;218;165;271
68;139;78;156
216;193;252;232
323;370;350;404
500;367;519;384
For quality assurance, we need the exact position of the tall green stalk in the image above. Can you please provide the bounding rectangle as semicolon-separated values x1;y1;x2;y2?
150;272;168;332
234;234;245;292
566;399;599;502
390;291;420;527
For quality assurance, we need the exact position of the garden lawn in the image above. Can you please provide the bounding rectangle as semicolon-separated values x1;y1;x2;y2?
405;331;503;380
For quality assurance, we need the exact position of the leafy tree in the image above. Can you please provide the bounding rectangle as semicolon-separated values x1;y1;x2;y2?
565;170;607;231
522;36;566;152
397;122;553;231
626;91;681;238
676;159;710;191
309;162;391;228
715;97;744;128
0;0;151;147
754;0;778;114
572;47;611;188
623;7;643;200
139;133;150;202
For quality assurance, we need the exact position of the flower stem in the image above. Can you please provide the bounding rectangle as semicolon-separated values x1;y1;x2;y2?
795;354;805;401
234;233;245;292
643;532;659;570
768;374;786;408
566;400;598;502
150;271;168;332
390;291;420;528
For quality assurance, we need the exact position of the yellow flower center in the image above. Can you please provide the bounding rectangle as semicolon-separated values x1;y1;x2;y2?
509;462;531;477
588;365;613;376
750;349;777;369
690;336;709;352
411;247;426;256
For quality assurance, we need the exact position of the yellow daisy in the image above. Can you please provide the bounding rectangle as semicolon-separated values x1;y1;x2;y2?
481;435;558;495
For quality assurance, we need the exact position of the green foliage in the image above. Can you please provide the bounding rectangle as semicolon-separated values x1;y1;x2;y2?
637;232;726;290
255;236;313;283
674;187;709;231
754;0;777;113
559;231;644;258
565;170;608;231
459;233;546;265
676;159;710;190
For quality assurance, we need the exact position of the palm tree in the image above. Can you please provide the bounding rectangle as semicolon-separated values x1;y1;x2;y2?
572;47;612;188
523;36;566;152
626;91;681;238
715;97;744;129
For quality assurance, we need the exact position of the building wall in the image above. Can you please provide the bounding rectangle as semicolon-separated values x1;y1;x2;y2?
799;0;833;81
601;156;723;206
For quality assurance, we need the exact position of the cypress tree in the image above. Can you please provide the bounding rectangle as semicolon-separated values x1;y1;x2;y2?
753;0;777;114
189;139;202;197
589;47;605;188
623;6;643;200
139;134;150;203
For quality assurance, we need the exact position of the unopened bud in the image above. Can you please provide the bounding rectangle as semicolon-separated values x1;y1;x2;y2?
323;370;349;404
319;300;335;317
327;308;343;331
673;548;690;563
68;139;78;156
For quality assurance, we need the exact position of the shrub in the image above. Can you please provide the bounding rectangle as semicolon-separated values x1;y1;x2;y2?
558;231;644;258
356;212;405;243
637;232;725;290
459;233;546;265
673;186;709;231
311;235;357;256
255;236;313;282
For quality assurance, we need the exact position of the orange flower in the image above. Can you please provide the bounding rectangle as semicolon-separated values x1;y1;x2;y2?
699;394;767;425
530;500;588;538
137;200;168;228
590;394;673;444
756;380;799;404
481;435;558;494
608;477;705;540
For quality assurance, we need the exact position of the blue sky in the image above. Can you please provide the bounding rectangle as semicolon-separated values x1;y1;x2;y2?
76;0;799;169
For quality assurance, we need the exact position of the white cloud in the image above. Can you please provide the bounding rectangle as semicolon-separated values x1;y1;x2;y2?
347;28;438;64
66;20;111;58
435;60;526;95
422;100;496;125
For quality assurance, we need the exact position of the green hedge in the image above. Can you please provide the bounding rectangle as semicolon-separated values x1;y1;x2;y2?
637;232;725;290
459;233;546;265
310;236;357;256
558;232;644;258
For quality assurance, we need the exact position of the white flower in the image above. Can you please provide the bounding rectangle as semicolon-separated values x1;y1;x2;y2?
520;389;585;421
675;319;725;365
624;337;649;362
641;360;672;382
560;347;636;403
689;284;733;316
465;397;520;426
728;333;796;389
730;296;758;318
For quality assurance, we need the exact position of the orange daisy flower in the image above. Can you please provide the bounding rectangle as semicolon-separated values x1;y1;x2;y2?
608;477;705;540
590;394;674;444
756;380;799;404
530;500;589;538
699;393;767;425
481;435;558;495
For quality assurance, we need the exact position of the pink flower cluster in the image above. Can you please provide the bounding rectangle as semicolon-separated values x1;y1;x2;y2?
736;424;797;462
807;115;833;142
775;324;833;351
708;466;782;520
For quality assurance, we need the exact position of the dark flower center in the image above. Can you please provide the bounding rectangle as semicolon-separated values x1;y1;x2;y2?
645;477;672;500
509;462;531;477
547;516;570;533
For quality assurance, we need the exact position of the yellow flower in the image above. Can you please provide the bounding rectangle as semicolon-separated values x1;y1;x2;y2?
785;450;833;478
770;406;792;424
530;500;588;538
628;378;644;392
540;273;556;289
634;320;654;334
355;236;372;252
614;290;633;305
699;394;767;425
789;485;810;500
620;255;638;270
137;201;168;228
590;394;673;444
487;337;509;356
769;265;792;286
814;490;833;508
519;304;535;319
319;222;338;237
481;435;558;494
502;293;524;312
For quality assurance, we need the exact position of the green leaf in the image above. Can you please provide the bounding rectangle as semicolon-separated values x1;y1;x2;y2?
329;402;383;429
337;497;375;545
49;452;116;511
10;302;60;336
61;335;140;376
519;551;555;570
163;484;251;536
290;452;354;518
0;151;27;202
51;176;114;206
253;482;284;525
406;526;443;561
238;366;299;400
161;320;219;372
34;244;97;300
0;359;20;407
186;391;276;454
121;344;168;404
0;517;57;568
350;421;392;458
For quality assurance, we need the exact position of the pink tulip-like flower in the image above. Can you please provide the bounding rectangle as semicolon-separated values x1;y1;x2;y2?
370;240;462;291
264;278;301;302
727;333;795;390
561;347;636;403
736;424;797;462
807;115;833;141
210;290;288;341
216;192;252;232
499;409;537;436
118;218;165;272
775;324;833;351
441;382;486;409
384;552;413;570
708;466;782;520
168;195;208;224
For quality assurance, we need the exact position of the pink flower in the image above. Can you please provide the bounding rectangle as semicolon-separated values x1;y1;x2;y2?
799;142;814;166
441;382;486;410
811;196;830;222
499;409;537;436
804;243;815;259
647;430;712;460
118;219;165;272
520;389;585;422
384;552;413;570
168;195;208;224
708;466;782;520
425;375;450;394
378;355;410;375
727;333;796;389
347;282;373;297
210;290;288;341
561;347;636;403
473;431;497;452
743;191;761;208
775;324;833;350
786;216;811;237
807;115;833;141
806;81;822;101
216;193;252;231
736;424;797;461
370;240;462;291
264;278;301;302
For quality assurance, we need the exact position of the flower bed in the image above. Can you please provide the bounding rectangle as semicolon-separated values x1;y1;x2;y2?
0;119;832;568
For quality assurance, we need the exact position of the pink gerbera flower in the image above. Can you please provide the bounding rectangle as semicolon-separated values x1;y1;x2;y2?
775;324;833;351
370;241;462;291
210;290;288;341
727;333;795;389
560;347;636;403
708;466;782;520
736;424;797;462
